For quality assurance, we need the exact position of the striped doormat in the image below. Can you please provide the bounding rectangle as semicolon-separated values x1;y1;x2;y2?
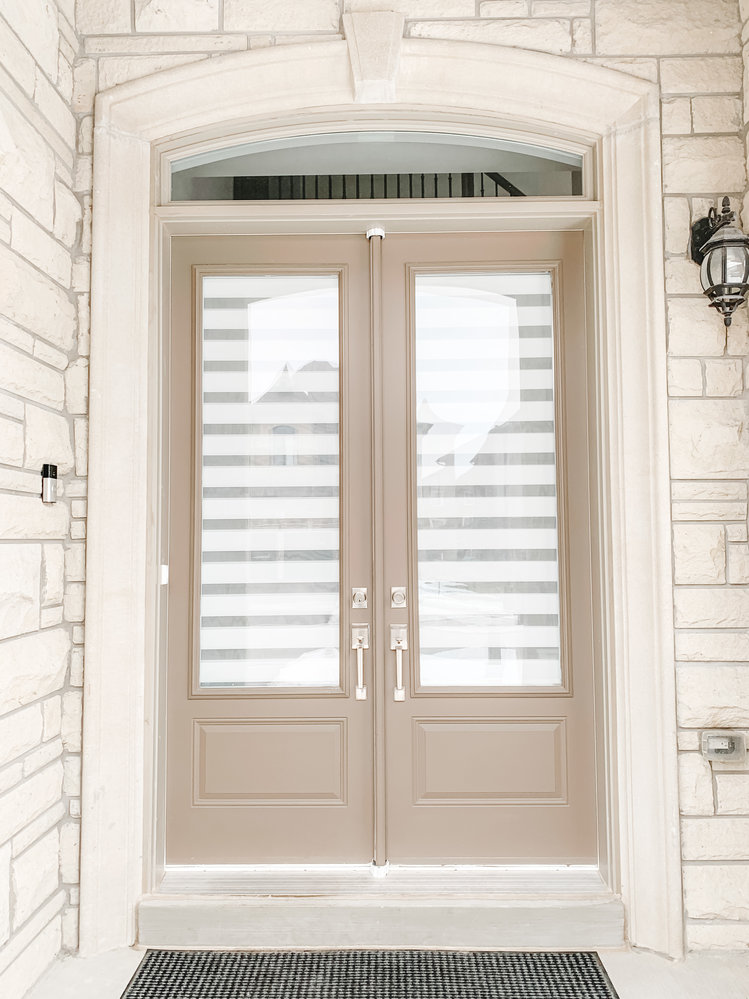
122;950;619;998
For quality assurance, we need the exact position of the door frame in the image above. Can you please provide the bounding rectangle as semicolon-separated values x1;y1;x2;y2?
81;22;681;957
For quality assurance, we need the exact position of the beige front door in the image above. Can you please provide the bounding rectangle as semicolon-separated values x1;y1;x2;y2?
165;229;598;866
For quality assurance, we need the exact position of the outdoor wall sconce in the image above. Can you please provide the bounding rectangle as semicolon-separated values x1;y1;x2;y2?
691;196;749;327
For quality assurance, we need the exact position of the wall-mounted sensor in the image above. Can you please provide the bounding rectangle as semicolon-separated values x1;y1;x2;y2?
41;464;58;504
701;730;746;763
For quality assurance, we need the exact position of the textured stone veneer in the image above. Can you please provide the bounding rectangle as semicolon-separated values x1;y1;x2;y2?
0;0;748;994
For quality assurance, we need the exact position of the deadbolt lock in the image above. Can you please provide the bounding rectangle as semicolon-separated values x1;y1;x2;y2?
391;586;407;609
352;587;368;609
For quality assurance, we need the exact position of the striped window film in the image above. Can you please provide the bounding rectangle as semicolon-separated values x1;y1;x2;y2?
414;273;562;687
199;275;340;687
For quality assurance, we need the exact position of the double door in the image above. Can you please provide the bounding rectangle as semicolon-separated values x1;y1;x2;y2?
166;229;597;866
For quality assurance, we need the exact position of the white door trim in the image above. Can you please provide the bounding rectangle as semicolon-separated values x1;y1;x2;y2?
81;25;681;957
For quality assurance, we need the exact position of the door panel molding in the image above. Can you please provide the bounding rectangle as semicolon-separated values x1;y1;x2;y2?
83;37;680;956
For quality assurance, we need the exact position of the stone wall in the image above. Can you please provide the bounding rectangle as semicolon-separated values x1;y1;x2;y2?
0;2;86;997
1;0;748;990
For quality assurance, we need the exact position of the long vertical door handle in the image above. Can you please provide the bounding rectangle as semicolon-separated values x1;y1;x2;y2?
351;625;369;700
390;625;408;701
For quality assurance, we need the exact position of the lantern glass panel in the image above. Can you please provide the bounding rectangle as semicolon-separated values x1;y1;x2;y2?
700;252;717;292
724;244;749;285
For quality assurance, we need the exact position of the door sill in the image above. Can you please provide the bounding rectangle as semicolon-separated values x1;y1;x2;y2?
138;865;624;949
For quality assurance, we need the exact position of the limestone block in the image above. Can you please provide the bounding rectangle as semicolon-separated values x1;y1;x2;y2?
78;116;93;156
676;630;749;662
41;545;65;607
672;500;747;521
59;822;79;883
10;211;71;288
684;865;749;920
40;607;63;628
0;19;36;96
0;842;8;946
692;96;742;134
727;544;749;584
678;754;714;815
673;524;725;584
0;416;23;466
726;524;748;541
75;0;131;32
74;419;88;477
585;57;659;83
3;0;59;79
22;737;62;778
476;0;529;12
678;730;701;751
704;359;743;397
595;0;739;56
727;312;749;354
661;98;691;135
664;198;690;256
0;246;75;351
225;0;340;31
63;582;85;623
24;406;74;476
531;0;590;14
665;258;698;296
0;544;41;641
0;100;55;229
0;393;24;422
571;18;591;54
62;906;78;950
58;52;73;105
408;18;572;54
667;299;726;356
675;587;749;628
69;647;83;687
73;156;92;194
667;358;701;396
135;0;219;31
70;522;86;541
672;481;747;501
64;544;85;582
716;774;749;814
61;691;82;753
663;137;746;194
11;829;59;928
0;494;68;541
32;69;76;151
97;52;211;91
0;705;43;771
687;921;749;949
33;340;68;371
677;666;749;727
71;60;96;115
42;697;61;741
85;33;248;53
63;755;80;796
669;400;749;479
0;915;61;999
682;817;749;860
0;762;63;845
0;629;69;715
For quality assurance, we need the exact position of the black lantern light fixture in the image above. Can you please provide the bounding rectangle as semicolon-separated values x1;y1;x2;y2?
691;196;749;327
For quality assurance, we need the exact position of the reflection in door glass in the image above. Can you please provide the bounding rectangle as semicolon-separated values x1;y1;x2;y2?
414;273;562;687
199;275;340;687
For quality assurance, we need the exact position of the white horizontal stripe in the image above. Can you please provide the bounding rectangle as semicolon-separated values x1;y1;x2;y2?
201;528;339;551
201;593;339;616
200;662;338;687
419;592;559;615
201;563;339;583
420;659;561;687
201;626;339;649
203;403;340;423
419;433;556;454
418;528;558;548
202;498;339;519
418;563;558;582
202;466;338;487
419;625;560;647
418;496;557;516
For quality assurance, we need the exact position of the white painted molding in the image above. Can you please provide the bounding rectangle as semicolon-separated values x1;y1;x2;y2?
342;11;405;102
82;39;681;957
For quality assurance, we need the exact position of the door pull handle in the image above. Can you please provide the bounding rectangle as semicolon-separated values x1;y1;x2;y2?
390;625;408;701
351;625;369;700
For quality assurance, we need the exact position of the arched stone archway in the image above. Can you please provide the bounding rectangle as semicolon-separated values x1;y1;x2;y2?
81;17;681;957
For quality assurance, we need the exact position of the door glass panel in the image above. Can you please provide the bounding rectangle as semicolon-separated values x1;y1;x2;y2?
199;274;340;687
414;273;562;687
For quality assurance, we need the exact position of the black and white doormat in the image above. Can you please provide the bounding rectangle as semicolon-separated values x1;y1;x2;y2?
122;950;619;998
